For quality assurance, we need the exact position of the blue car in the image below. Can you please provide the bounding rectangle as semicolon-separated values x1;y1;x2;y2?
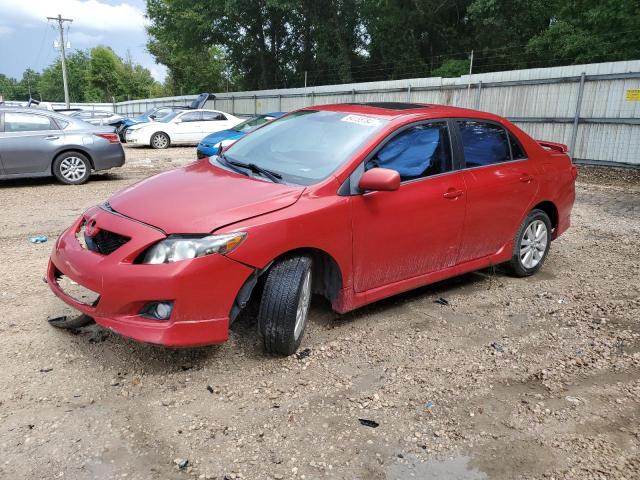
196;112;285;158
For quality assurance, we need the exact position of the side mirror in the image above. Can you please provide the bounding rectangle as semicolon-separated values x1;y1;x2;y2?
358;168;400;192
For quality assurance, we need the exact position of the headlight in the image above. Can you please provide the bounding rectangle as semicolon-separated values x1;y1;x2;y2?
141;233;246;264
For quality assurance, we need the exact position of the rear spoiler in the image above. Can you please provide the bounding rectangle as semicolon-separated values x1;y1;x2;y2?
536;140;568;153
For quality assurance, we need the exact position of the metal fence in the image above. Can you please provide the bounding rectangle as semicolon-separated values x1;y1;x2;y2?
2;100;113;111
112;60;640;167
7;60;639;166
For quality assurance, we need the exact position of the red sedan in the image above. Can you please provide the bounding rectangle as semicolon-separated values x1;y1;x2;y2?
47;103;576;355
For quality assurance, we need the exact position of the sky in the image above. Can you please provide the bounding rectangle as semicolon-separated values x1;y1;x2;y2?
0;0;167;82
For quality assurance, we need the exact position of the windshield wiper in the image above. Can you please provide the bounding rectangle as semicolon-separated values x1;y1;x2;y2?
226;158;283;184
217;153;250;177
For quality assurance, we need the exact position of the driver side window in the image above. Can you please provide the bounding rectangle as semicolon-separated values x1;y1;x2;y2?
365;122;452;182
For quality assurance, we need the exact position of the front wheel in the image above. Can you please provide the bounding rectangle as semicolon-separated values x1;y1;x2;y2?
150;132;170;149
258;257;313;356
506;209;552;277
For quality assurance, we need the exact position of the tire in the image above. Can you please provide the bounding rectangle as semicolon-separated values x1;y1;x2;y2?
258;256;313;356
52;151;91;185
150;132;170;149
506;209;552;277
48;314;95;329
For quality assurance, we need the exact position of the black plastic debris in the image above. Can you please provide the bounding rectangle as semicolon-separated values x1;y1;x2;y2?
177;459;189;469
358;418;379;428
39;368;53;373
490;342;504;353
434;297;449;306
206;385;214;394
296;348;311;359
47;316;68;325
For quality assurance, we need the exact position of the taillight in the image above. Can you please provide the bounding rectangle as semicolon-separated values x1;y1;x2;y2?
95;133;120;144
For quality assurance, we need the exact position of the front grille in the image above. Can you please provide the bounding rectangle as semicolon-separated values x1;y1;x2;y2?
86;229;130;255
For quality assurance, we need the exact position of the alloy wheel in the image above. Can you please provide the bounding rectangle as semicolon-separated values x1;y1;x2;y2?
294;269;312;340
520;219;548;269
152;134;168;148
59;157;87;182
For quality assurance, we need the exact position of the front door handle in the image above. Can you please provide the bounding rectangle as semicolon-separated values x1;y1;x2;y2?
519;174;534;183
45;136;60;140
443;188;464;199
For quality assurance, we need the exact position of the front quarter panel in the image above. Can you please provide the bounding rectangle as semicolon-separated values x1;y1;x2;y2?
221;178;353;291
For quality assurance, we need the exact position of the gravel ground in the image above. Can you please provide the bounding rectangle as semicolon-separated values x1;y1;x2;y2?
0;146;638;480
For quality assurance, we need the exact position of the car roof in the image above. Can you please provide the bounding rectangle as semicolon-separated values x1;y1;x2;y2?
179;109;230;114
306;102;505;122
0;106;69;119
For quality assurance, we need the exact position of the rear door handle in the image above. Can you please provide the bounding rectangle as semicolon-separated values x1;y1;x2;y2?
45;136;60;140
443;188;464;199
519;174;534;183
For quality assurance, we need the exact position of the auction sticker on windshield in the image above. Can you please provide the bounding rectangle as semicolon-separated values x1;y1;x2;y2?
341;114;382;127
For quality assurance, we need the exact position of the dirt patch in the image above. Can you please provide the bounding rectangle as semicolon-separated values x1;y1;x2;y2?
0;145;638;479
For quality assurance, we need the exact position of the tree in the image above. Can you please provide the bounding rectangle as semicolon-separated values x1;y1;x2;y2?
146;0;231;93
0;74;17;100
526;0;640;66
85;46;123;101
467;0;551;71
38;51;91;102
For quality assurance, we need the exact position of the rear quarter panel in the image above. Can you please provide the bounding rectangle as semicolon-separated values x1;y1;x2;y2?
536;150;576;238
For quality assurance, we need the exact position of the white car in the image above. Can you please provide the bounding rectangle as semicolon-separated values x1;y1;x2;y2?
125;109;242;149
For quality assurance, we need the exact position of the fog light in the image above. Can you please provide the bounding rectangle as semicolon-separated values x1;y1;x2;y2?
140;301;174;321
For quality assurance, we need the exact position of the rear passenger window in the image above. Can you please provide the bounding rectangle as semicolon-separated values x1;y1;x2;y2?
366;122;452;181
458;121;511;167
509;133;527;159
202;111;227;121
4;113;55;132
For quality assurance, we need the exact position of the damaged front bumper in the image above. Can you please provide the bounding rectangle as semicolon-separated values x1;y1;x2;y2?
46;206;254;347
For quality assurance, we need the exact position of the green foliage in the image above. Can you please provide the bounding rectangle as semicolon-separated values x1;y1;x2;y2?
526;0;640;66
432;59;471;78
0;69;41;101
145;0;640;91
3;48;162;102
4;0;638;102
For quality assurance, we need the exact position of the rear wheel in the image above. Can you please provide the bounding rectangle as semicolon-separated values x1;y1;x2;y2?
506;209;551;277
150;132;170;149
257;257;313;356
53;151;91;185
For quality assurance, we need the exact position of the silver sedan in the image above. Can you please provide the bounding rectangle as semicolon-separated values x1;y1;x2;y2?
0;107;125;185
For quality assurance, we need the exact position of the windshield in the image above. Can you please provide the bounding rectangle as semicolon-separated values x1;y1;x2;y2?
157;111;179;123
222;110;388;185
232;115;273;133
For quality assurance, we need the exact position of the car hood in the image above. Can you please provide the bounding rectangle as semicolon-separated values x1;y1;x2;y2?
199;129;244;146
108;160;304;234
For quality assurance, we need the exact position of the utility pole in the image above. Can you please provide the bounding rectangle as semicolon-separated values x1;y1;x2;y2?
47;14;73;108
466;50;474;106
